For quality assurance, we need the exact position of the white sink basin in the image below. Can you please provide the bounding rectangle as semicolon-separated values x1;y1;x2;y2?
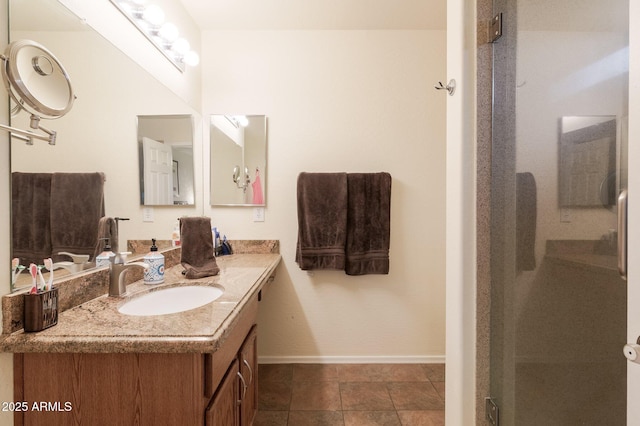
118;286;224;316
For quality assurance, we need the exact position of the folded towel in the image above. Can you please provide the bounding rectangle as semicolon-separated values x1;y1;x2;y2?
180;217;220;279
50;173;105;261
295;172;348;270
11;172;53;265
516;172;537;271
93;217;119;260
345;173;392;275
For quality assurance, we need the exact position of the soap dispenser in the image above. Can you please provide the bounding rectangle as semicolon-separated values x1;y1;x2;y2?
96;238;116;267
143;238;165;285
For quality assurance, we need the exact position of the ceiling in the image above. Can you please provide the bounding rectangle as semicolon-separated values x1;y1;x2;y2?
176;0;446;31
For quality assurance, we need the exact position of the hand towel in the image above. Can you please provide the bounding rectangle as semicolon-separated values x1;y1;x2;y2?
295;172;348;270
516;172;537;271
11;172;53;266
252;169;264;205
50;173;105;261
345;172;392;275
93;216;118;260
180;217;220;279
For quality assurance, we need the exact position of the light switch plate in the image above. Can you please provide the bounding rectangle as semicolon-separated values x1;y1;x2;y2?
143;207;154;222
253;207;265;222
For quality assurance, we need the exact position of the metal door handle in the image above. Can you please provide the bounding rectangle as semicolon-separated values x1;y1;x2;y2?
243;358;253;384
618;189;628;280
237;371;247;404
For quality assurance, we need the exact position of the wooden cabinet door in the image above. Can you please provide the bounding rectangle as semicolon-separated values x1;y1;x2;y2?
16;353;204;426
238;326;257;426
205;358;239;426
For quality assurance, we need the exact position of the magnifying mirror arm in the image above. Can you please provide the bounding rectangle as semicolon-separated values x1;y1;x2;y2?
0;120;56;145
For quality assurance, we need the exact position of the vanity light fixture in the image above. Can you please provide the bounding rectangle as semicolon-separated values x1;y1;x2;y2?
225;115;249;128
109;0;200;72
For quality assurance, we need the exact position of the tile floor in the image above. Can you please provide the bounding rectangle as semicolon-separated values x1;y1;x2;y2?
255;363;445;426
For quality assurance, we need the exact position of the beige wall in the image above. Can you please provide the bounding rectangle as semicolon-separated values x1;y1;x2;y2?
201;30;447;361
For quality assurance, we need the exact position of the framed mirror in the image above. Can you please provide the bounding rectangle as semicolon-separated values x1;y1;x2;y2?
210;115;267;206
9;0;200;291
559;116;617;207
137;115;195;206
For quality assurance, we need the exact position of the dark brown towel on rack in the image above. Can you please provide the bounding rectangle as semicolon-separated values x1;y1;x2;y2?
295;172;348;270
180;217;220;279
516;172;537;271
11;172;53;265
345;173;392;275
50;173;105;262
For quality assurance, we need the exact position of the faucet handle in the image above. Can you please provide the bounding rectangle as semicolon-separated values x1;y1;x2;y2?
58;252;90;264
114;251;133;264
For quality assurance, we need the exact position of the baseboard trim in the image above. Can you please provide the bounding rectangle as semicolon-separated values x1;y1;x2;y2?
257;355;446;364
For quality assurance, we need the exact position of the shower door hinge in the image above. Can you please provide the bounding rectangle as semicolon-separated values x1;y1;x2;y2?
485;397;500;425
490;13;503;43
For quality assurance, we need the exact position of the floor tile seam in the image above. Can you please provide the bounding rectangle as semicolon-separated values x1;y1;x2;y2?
285;379;433;384
285;410;346;424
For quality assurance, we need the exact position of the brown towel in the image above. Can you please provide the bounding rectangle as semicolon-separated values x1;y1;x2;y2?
93;217;119;260
295;172;348;270
516;172;537;271
50;173;105;261
11;172;53;265
180;217;220;279
345;173;392;275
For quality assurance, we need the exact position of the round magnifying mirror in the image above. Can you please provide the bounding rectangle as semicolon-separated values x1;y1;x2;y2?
1;39;74;119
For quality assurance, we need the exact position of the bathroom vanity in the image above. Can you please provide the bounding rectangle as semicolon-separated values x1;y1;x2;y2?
1;250;280;426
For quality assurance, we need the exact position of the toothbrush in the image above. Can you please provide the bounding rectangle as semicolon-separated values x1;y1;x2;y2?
37;265;47;291
29;263;38;294
11;258;25;286
43;258;54;290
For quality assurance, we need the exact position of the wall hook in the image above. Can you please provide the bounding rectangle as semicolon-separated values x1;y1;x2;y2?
434;79;456;96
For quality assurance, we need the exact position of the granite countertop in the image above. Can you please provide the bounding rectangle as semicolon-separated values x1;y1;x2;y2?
0;253;281;353
544;239;618;272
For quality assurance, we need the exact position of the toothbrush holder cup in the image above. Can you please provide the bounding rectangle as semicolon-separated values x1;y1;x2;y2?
23;288;58;332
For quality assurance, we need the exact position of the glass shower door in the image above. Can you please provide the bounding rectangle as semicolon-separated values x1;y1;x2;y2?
489;0;629;424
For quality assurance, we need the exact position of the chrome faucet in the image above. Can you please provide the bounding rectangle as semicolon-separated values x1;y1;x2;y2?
109;262;148;297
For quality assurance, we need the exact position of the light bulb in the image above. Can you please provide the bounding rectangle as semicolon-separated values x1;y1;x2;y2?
235;116;249;127
119;2;134;15
142;4;165;26
158;23;179;42
184;51;200;66
172;38;190;55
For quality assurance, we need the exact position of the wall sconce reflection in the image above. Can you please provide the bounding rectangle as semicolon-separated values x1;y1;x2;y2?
232;165;251;192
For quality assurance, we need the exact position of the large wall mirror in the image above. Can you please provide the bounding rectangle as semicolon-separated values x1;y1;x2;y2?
210;115;267;206
9;0;200;290
559;116;617;207
137;115;195;206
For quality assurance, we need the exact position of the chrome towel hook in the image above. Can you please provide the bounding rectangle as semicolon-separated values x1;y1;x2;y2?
434;79;456;96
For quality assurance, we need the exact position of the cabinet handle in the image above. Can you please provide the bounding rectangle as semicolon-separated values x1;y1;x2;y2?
237;371;247;404
243;358;253;384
